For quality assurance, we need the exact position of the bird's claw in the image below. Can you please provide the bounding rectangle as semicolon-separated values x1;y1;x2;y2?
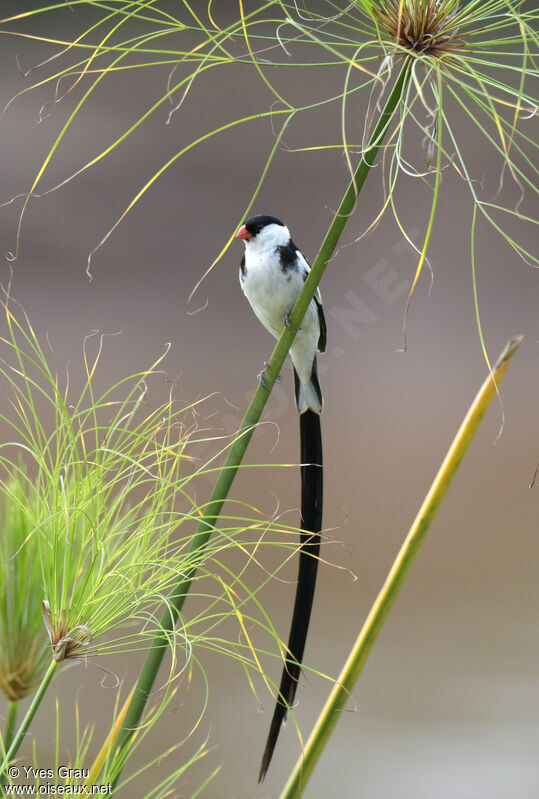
258;362;282;389
284;311;301;334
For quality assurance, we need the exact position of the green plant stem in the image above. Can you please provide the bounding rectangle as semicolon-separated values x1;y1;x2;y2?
111;61;412;779
3;701;18;753
280;335;523;799
1;659;59;773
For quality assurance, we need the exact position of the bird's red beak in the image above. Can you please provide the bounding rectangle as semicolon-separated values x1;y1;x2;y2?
236;224;252;240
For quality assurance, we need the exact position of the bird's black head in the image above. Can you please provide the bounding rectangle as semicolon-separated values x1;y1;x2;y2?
237;214;285;240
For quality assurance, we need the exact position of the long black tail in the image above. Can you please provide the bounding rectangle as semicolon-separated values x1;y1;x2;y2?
258;392;323;781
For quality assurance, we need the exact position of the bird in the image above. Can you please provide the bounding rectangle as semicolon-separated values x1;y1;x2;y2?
237;214;325;781
237;214;325;415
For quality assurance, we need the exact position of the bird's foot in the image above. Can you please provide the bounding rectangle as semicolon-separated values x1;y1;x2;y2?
284;311;301;335
258;362;282;389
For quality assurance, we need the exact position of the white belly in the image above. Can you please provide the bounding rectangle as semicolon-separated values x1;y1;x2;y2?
239;251;320;386
240;253;303;338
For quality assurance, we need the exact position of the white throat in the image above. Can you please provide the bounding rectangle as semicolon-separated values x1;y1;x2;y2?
245;222;291;256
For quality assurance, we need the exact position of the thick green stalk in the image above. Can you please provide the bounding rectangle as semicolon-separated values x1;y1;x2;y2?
111;62;412;774
280;335;523;799
1;659;59;774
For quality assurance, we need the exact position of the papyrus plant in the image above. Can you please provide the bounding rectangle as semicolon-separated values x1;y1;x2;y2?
0;303;303;776
1;2;535;300
1;685;218;796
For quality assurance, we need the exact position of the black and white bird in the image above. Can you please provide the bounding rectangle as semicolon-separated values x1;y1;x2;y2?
237;214;325;781
238;214;325;415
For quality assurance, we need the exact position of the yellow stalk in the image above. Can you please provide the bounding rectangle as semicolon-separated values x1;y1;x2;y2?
280;335;523;799
85;687;135;789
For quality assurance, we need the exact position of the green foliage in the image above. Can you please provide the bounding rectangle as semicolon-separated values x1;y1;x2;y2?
0;305;203;663
0;302;307;785
1;1;535;282
1;689;217;797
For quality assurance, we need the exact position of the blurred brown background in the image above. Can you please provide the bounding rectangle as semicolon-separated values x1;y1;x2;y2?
0;2;537;797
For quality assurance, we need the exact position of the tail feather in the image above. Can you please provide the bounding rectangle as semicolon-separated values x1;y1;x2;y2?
258;404;323;782
293;357;323;414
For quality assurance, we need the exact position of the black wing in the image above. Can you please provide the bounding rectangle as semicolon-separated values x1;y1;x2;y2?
315;295;326;353
300;255;326;353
